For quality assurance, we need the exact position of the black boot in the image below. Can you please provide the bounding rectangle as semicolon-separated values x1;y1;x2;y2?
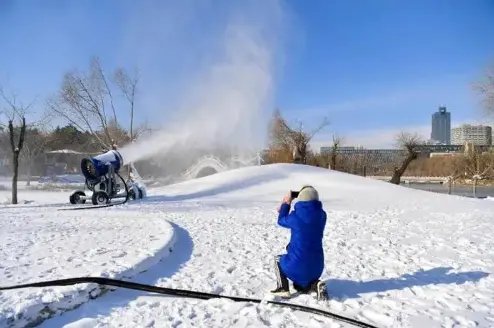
311;280;328;301
297;280;328;300
270;255;290;297
293;283;311;294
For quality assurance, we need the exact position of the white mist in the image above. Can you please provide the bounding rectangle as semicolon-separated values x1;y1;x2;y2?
119;0;289;165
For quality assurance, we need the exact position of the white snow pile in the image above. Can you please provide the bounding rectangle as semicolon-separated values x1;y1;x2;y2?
0;207;176;328
3;163;494;328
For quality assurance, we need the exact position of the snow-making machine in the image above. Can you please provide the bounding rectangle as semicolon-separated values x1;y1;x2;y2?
68;149;146;206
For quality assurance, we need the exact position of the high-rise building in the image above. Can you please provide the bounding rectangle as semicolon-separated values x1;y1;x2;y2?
451;124;492;146
431;106;451;144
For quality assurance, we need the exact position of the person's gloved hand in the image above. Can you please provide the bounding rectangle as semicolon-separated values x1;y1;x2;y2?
276;192;292;213
282;192;292;204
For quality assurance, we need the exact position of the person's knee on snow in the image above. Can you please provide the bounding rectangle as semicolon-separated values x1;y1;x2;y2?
293;280;320;293
271;185;327;298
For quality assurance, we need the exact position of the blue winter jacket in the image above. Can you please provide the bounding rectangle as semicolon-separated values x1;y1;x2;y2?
278;200;326;288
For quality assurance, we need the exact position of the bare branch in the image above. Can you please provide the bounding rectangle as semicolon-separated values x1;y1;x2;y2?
0;86;36;122
114;67;139;141
48;57;142;152
474;61;494;115
46;95;110;149
396;131;421;150
268;108;330;164
307;117;330;142
48;58;122;149
92;57;118;127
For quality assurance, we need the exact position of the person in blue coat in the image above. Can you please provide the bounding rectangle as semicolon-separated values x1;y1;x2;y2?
271;185;328;300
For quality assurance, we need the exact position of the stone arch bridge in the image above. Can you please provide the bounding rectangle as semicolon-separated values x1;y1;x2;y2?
181;154;263;180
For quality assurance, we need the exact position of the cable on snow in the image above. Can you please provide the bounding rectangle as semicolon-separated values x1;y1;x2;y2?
0;277;379;328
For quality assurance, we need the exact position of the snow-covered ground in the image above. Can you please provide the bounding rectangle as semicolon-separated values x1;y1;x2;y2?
0;176;85;206
2;163;494;327
0;200;176;327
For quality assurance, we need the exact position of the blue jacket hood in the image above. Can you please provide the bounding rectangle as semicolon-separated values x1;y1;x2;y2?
293;199;323;222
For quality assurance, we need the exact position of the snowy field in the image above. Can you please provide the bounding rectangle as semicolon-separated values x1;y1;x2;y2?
1;163;494;327
0;198;176;327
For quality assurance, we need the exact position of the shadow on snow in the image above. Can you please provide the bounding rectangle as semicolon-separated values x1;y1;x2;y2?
324;266;489;300
38;222;194;327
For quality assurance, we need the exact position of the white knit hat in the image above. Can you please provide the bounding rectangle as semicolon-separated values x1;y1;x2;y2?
297;185;319;201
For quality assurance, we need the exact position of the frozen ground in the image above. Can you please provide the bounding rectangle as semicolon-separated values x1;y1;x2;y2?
2;163;494;327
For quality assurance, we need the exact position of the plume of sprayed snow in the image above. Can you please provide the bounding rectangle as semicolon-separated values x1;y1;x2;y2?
119;0;288;165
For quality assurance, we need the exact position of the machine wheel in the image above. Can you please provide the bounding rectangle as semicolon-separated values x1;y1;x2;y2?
70;191;86;204
138;188;143;199
92;191;110;205
128;189;137;200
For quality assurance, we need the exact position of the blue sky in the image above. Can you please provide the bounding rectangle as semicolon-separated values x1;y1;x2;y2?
0;0;493;149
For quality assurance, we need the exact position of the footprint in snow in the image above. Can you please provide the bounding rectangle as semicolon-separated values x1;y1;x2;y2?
111;250;127;258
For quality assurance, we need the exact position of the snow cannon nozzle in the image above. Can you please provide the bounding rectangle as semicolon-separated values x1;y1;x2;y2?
81;149;124;182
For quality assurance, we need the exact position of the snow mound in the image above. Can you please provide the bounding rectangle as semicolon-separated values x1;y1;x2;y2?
0;208;176;328
149;163;493;211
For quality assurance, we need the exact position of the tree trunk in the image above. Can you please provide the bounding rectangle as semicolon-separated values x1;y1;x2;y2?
448;179;453;194
8;117;26;205
330;153;336;170
390;154;417;185
26;164;32;186
12;152;19;204
473;178;478;198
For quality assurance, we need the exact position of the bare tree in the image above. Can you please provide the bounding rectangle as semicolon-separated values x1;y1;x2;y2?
0;85;53;198
47;57;143;150
390;132;421;185
269;109;330;164
460;144;494;197
0;87;31;204
474;61;494;115
329;134;341;170
444;155;465;194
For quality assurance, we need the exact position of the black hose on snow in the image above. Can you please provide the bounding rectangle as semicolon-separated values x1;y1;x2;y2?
0;277;379;328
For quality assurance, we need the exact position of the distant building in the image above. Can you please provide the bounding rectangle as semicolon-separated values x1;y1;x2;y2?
431;106;451;144
451;124;492;146
320;146;357;155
